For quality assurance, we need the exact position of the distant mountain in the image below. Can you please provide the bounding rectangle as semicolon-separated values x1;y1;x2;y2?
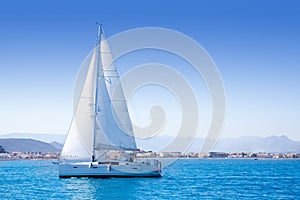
0;139;61;153
0;133;66;144
50;141;64;150
138;135;300;153
0;133;299;153
213;135;300;153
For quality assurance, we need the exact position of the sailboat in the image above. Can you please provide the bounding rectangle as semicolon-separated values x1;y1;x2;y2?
58;25;162;178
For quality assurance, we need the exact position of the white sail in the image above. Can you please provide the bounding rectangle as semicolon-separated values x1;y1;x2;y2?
93;30;137;159
60;49;97;160
61;27;136;161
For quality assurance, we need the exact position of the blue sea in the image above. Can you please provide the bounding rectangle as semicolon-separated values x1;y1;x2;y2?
0;159;299;199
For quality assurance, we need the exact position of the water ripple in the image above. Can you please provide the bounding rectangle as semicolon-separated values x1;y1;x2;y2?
0;159;299;199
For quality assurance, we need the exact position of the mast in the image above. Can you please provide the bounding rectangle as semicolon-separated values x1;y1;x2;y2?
92;23;102;162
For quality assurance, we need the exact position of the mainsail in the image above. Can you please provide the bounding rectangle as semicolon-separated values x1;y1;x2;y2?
60;25;137;161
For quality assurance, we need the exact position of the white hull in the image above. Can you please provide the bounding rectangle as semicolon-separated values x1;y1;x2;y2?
58;161;162;178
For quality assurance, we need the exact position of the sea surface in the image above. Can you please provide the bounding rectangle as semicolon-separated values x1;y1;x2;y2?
0;159;299;199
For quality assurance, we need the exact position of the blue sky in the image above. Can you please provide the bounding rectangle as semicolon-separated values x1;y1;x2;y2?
0;0;299;140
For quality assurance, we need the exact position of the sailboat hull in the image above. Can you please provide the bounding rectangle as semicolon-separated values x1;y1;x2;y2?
58;162;162;178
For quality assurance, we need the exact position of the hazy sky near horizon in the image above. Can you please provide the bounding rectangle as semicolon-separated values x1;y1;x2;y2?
0;0;299;140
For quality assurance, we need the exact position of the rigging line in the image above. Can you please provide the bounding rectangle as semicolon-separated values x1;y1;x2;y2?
96;149;109;161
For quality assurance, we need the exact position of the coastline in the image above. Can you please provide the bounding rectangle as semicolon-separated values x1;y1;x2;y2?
1;152;300;161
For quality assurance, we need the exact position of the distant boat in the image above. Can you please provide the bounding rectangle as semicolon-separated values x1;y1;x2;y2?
58;24;162;178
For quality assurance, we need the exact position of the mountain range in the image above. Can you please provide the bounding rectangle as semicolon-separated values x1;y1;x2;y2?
137;135;300;153
0;139;60;153
0;133;66;143
0;133;299;153
213;135;300;153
